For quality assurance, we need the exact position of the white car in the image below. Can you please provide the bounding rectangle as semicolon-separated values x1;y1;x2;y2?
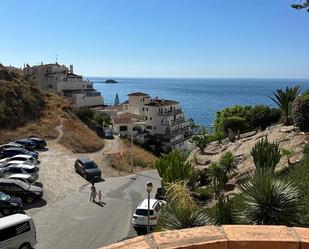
6;174;37;185
132;199;165;230
0;164;39;181
0;154;37;165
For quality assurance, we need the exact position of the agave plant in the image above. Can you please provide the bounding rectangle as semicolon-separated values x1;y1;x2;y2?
239;169;300;225
270;86;301;125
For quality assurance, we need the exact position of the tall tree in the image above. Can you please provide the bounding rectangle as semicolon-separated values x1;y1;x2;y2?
269;86;301;125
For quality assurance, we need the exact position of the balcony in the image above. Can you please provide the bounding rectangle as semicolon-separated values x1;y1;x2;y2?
165;126;190;136
158;109;182;116
161;118;185;126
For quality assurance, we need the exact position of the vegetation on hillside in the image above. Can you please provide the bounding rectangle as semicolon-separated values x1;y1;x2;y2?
0;65;103;152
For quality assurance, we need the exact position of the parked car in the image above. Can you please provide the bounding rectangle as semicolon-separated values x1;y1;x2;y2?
0;191;23;216
104;129;114;139
28;136;47;149
74;157;101;181
132;199;166;230
14;139;36;151
6;174;37;185
0;142;24;151
155;187;166;200
0;179;43;204
0;165;39;181
0;147;39;159
0;154;37;165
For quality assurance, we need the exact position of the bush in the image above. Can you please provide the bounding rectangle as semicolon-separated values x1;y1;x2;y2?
248;105;271;130
222;116;247;135
269;108;281;124
214;105;251;133
74;107;94;121
292;92;309;132
193;186;214;201
93;111;112;127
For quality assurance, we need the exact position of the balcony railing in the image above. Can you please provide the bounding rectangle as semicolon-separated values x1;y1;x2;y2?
158;109;182;116
161;118;185;126
165;126;190;136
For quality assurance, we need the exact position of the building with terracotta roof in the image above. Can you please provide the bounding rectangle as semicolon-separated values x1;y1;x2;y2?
114;92;192;152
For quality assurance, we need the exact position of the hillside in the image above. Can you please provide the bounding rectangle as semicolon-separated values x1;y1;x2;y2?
191;124;309;184
0;65;103;152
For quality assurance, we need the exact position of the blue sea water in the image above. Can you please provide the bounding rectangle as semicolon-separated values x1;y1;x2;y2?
90;78;309;128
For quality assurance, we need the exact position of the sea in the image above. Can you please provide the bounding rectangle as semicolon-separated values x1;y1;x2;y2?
90;77;309;128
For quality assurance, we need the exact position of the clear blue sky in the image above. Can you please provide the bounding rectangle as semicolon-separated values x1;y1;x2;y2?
1;0;308;78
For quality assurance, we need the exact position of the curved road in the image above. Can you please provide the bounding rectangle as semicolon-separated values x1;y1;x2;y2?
29;170;161;249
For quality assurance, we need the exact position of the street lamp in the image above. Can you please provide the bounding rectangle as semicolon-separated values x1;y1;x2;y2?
145;181;153;234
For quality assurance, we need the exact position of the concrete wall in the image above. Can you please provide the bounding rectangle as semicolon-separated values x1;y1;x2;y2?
74;93;104;107
99;225;309;249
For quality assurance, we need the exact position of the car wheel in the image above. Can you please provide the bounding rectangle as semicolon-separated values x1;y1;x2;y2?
19;243;30;249
75;167;78;173
26;196;35;204
3;208;10;216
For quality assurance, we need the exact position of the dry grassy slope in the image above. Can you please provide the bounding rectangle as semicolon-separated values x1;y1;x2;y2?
191;124;309;181
0;65;103;153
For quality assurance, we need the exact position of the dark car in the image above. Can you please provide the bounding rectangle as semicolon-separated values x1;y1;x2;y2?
0;179;43;204
155;187;166;200
28;137;47;149
0;142;24;151
0;147;39;160
104;130;114;139
74;157;102;181
0;191;23;216
14;139;36;151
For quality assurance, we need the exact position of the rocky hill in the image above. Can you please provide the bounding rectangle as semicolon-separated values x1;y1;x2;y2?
191;124;308;184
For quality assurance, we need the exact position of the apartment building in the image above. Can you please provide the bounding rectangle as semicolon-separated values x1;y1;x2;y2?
115;92;192;152
23;63;103;107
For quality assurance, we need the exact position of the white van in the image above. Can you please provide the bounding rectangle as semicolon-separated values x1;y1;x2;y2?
0;214;37;249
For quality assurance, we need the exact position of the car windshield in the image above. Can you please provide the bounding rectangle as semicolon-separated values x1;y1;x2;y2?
84;162;98;169
135;209;154;216
0;191;10;201
16;181;31;190
25;168;36;173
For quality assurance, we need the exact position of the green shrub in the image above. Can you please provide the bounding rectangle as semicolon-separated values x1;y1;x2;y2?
222;116;247;135
250;138;281;172
74;107;94;121
269;108;281;124
214;105;252;133
193;186;214;200
292;92;309;132
248;105;271;130
93;111;112;127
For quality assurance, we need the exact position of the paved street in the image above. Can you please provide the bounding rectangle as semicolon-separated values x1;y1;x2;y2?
29;170;161;249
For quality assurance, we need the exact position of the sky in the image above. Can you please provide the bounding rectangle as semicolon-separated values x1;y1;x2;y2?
0;0;308;78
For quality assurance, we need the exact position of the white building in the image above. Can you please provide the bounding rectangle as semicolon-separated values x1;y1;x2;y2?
23;63;103;107
114;92;192;152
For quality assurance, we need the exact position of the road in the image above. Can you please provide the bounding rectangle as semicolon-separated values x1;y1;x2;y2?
29;170;161;249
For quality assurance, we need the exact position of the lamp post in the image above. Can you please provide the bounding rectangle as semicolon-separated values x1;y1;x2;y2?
130;120;134;172
145;181;153;234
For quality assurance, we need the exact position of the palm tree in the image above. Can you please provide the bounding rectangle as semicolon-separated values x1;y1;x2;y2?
190;133;209;154
155;150;196;188
219;151;237;175
239;169;300;225
208;162;227;199
270;86;301;125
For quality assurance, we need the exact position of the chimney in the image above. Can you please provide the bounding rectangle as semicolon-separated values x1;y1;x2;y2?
70;65;73;74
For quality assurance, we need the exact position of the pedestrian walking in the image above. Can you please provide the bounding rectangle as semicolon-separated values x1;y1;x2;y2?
90;183;96;202
98;190;102;203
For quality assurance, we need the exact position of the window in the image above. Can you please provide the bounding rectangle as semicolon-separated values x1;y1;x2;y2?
150;117;152;120
47;84;53;88
120;126;128;131
135;209;154;216
0;221;31;242
146;126;152;129
154;126;156;130
145;117;148;120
